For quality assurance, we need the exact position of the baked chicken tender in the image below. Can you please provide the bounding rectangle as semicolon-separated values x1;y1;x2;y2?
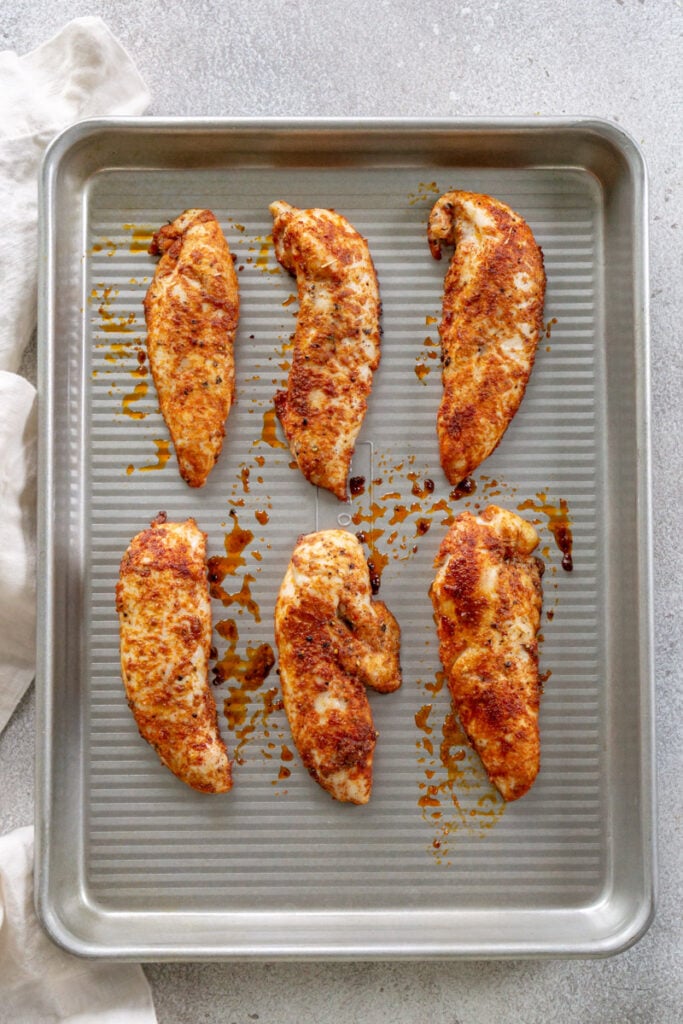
144;209;239;487
428;191;546;485
430;506;544;801
116;515;232;794
275;530;401;804
270;201;381;500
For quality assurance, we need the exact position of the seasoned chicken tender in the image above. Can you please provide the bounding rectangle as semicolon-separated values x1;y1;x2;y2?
270;201;381;500
430;506;544;801
275;530;401;804
116;515;232;794
144;209;239;487
428;191;546;485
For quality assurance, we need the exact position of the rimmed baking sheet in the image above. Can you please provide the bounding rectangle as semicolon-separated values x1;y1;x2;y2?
36;118;654;958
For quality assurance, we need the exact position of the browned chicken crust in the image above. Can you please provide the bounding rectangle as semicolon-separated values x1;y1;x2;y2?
270;201;382;500
428;191;546;485
144;209;239;487
275;530;401;804
116;515;232;794
430;506;544;801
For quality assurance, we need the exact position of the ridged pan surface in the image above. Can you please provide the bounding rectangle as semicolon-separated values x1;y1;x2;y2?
37;121;653;958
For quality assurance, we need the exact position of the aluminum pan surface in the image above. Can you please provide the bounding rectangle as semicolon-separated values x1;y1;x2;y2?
36;119;653;959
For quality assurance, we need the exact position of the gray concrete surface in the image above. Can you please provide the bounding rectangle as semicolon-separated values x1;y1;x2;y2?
1;1;681;1021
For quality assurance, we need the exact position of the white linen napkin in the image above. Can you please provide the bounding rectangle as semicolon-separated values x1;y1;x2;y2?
0;19;156;1024
0;373;36;734
0;15;151;373
0;827;157;1023
0;16;150;729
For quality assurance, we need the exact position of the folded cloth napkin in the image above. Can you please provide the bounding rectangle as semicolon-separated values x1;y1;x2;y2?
0;16;150;729
0;15;151;373
0;827;157;1023
0;19;156;1023
0;373;36;734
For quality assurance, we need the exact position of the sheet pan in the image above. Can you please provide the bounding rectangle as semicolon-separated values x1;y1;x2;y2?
36;118;654;958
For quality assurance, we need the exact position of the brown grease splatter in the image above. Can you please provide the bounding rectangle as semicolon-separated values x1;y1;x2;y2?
212;624;290;784
366;555;387;595
425;670;447;698
101;312;136;334
351;501;388;593
253;234;280;275
139;439;171;472
352;502;386;526
388;502;420;526
408;181;440;205
256;237;270;270
428;498;453;525
121;381;148;419
104;340;133;363
415;673;504;864
260;408;287;448
96;239;117;257
123;224;155;253
215;618;275;764
415;704;433;733
208;511;254;582
518;492;574;571
218;574;260;621
409;473;435;499
450;477;477;501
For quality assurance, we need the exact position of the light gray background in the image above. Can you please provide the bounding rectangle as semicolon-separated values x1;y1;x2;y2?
1;1;681;1022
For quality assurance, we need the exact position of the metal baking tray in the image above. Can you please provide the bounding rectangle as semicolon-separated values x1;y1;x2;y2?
36;118;654;959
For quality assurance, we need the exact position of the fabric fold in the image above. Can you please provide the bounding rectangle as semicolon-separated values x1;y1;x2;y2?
0;18;156;1023
0;15;150;728
0;15;151;373
0;827;157;1023
0;373;37;733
